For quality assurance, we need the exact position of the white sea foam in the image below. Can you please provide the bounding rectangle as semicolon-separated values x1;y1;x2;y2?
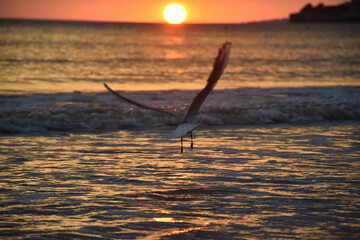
1;87;359;133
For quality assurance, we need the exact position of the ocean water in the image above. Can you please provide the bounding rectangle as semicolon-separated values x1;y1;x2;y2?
0;19;360;239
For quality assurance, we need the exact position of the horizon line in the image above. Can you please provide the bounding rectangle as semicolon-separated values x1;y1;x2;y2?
0;17;289;25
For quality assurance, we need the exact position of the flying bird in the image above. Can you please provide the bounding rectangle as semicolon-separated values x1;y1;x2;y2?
104;42;231;153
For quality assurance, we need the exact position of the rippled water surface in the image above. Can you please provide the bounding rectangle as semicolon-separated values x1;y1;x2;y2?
1;20;359;94
1;19;359;239
1;124;359;239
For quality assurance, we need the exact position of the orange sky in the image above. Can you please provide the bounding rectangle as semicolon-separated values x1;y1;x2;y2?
0;0;348;23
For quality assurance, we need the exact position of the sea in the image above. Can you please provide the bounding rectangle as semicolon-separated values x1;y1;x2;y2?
0;19;359;239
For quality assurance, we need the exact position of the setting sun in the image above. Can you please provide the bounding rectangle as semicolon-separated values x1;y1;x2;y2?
163;4;187;24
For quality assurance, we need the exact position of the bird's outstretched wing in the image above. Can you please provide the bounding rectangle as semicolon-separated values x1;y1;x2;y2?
104;83;177;118
182;42;231;123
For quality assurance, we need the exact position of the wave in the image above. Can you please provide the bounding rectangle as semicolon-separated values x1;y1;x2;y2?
0;86;359;134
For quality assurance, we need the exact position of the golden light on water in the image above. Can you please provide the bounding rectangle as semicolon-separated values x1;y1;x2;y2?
153;217;178;223
1;124;359;238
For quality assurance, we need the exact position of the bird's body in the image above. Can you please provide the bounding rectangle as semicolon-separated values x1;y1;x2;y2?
104;42;231;152
169;122;200;139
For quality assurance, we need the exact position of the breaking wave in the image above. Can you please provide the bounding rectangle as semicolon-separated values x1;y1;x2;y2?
1;86;359;134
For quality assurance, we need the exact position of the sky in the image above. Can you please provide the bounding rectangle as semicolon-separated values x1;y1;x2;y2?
0;0;349;23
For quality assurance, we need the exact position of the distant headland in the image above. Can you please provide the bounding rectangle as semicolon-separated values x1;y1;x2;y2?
290;0;360;22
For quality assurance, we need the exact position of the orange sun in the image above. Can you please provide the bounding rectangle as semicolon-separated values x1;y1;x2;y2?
163;4;187;24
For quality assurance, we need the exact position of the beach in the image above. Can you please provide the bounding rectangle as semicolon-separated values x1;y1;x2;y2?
0;19;359;239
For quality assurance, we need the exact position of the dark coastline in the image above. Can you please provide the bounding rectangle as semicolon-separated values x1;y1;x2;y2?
290;0;360;22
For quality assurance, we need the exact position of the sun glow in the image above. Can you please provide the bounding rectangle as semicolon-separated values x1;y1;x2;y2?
163;4;187;24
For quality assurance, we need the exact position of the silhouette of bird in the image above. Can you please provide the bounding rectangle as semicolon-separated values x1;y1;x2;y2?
104;42;231;153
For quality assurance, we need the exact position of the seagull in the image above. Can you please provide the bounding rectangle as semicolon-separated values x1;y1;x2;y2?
104;42;231;153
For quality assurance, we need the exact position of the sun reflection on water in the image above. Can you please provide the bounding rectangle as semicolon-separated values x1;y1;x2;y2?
164;50;187;59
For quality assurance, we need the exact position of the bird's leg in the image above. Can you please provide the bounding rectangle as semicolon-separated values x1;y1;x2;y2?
190;132;194;149
181;137;183;153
